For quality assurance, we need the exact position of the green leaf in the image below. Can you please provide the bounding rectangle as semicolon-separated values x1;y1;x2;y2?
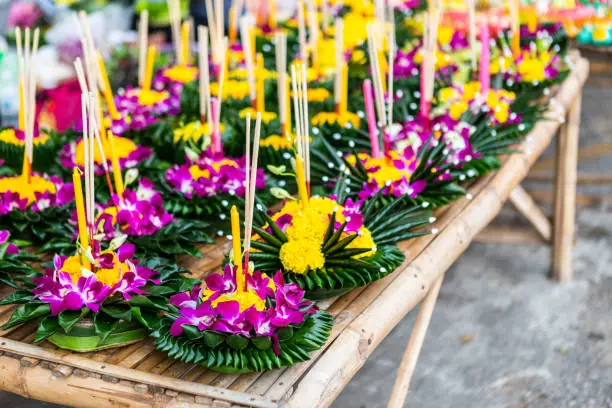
0;290;34;305
100;305;133;321
226;335;249;350
58;308;89;333
202;331;226;348
2;303;50;330
251;336;272;350
277;327;294;342
93;312;120;344
34;316;59;342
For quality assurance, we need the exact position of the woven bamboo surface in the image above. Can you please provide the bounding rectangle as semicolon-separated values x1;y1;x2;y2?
0;56;589;408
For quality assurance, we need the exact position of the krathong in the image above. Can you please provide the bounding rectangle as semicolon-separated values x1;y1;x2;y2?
0;29;75;244
250;67;432;299
148;113;332;373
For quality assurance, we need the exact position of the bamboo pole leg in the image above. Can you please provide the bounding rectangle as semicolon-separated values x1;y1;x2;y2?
551;93;582;282
509;185;552;242
387;275;444;408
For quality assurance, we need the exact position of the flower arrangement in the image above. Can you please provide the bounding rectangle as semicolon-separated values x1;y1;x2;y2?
0;238;195;351
59;136;152;175
149;262;332;373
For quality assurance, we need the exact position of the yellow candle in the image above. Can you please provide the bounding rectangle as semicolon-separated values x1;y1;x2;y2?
143;45;157;92
230;205;244;292
21;156;30;180
72;167;91;269
378;50;387;93
18;81;24;130
229;7;238;43
339;65;348;115
295;155;308;207
285;78;291;133
108;132;124;198
269;0;277;31
97;53;120;120
256;53;265;113
181;21;190;65
250;27;256;66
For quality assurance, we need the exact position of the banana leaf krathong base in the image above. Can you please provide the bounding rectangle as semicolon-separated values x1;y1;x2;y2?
250;197;429;300
151;310;333;373
47;319;147;352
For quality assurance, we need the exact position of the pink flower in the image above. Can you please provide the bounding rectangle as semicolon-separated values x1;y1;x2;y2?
169;303;216;335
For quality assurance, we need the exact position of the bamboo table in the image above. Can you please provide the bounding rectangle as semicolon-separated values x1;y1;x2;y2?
0;56;588;408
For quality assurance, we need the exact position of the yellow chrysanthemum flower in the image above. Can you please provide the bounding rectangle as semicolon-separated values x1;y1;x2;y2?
189;158;238;181
163;65;198;84
173;121;224;144
292;87;332;103
130;89;170;107
239;108;278;124
208;290;267;312
211;80;251;100
0;128;50;146
0;175;56;205
449;101;469;120
279;239;326;274
347;227;376;258
311;111;361;129
346;153;415;188
260;135;293;151
75;135;137;166
517;57;545;82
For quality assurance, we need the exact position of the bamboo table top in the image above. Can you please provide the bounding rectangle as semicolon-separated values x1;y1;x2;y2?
0;56;589;408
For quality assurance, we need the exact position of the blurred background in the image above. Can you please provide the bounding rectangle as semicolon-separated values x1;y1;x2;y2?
0;0;611;407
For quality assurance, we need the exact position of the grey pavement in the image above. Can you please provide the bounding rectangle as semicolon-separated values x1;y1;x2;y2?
2;86;611;408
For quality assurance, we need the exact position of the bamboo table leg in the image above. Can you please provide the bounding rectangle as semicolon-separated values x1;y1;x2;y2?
387;275;444;408
551;93;583;282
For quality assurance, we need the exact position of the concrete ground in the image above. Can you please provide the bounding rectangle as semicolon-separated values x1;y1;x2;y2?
1;86;611;407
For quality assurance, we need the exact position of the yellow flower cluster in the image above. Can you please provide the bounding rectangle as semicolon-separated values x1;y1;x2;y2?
239;108;278;124
0;175;56;204
189;158;239;181
438;82;516;124
517;56;546;83
211;80;250;100
414;48;454;70
131;89;170;107
346;152;415;188
75;135;137;166
62;252;129;286
163;65;198;84
311;111;361;129
292;87;332;103
173;121;219;144
275;197;376;274
260;135;293;151
0;128;49;146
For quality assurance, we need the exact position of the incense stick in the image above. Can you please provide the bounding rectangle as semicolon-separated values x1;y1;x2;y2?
300;64;310;185
275;32;287;129
243;112;261;255
198;25;212;127
387;9;395;127
366;24;386;128
244;112;251;247
297;1;308;64
240;19;256;104
215;37;229;127
138;10;149;87
334;18;344;109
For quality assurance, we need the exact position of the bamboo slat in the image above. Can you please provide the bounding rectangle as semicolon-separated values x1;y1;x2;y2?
0;56;589;408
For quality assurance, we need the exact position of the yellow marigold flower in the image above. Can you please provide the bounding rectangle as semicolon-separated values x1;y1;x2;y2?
173;121;223;144
260;135;293;151
438;87;459;104
493;102;510;124
189;158;238;180
211;80;250;100
229;68;276;81
0;128;49;146
75;135;137;166
449;101;469;120
343;12;368;48
239;108;278;124
0;175;56;205
162;65;198;84
129;89;170;107
462;81;481;101
311;111;361;129
347;153;415;188
518;58;545;82
280;239;325;274
347;227;377;259
292;87;332;103
351;49;366;63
